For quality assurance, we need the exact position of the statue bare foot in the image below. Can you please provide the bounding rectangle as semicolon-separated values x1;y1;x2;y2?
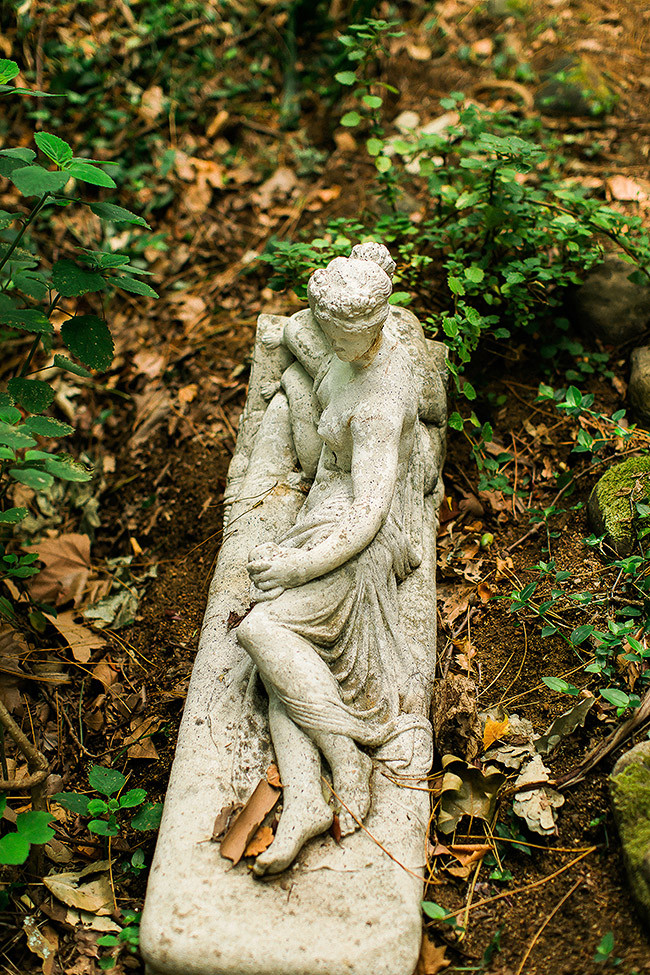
332;749;373;837
253;797;333;876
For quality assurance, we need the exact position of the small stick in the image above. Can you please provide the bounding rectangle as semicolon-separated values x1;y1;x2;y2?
515;878;583;975
321;776;426;884
434;847;595;922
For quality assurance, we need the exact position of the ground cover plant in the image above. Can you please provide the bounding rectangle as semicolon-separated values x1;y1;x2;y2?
0;1;650;973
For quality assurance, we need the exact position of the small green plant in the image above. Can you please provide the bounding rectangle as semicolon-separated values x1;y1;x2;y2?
97;908;141;971
53;765;162;839
0;59;157;634
0;793;54;865
594;930;621;966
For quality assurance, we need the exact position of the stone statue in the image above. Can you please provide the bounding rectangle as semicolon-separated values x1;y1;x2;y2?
232;244;446;874
140;243;447;975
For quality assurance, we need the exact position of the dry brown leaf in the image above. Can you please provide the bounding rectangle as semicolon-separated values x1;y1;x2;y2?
495;555;514;581
417;938;450;975
26;533;91;607
266;763;282;788
178;383;198;405
220;778;281;865
43;861;113;915
244;824;274;857
477;581;494;604
606;175;648;202
0;624;28;711
92;662;119;689
23;917;58;975
45;611;105;664
132;351;165;379
211;802;242;841
252;167;298;209
139;84;165;122
125;715;161;760
483;715;510;751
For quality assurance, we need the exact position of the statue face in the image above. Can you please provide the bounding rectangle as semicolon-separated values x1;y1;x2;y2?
315;308;384;363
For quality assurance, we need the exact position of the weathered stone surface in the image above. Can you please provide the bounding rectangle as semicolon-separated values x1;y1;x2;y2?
629;346;650;424
572;257;650;346
141;247;447;975
610;742;650;929
588;455;650;556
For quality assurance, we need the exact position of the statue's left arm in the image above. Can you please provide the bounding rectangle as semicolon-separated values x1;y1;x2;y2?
247;410;403;594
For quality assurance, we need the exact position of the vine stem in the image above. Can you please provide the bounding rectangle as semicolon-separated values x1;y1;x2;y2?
0;194;50;277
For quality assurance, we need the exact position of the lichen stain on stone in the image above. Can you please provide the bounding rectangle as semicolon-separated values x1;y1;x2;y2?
588;454;650;555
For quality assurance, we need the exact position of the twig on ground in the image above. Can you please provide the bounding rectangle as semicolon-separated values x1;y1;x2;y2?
515;878;583;975
556;684;650;789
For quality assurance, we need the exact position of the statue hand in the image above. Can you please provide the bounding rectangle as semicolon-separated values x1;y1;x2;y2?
260;321;285;350
247;543;307;592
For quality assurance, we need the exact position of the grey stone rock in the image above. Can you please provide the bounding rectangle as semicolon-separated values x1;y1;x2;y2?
572;257;650;346
629;346;650;424
610;742;650;930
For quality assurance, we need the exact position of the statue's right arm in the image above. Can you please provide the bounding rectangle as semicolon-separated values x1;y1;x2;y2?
283;314;331;379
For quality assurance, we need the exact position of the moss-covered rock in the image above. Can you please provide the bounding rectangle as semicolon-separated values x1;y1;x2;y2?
610;742;650;929
588;454;650;556
536;56;617;117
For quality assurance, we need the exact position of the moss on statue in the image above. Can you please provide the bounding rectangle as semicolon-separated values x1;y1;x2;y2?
610;742;650;929
588;454;650;556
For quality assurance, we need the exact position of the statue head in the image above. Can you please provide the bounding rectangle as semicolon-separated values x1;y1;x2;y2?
349;241;396;281
307;256;392;362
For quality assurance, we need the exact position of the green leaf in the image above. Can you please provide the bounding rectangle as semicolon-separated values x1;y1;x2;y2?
10;166;70;196
465;266;485;283
448;276;466;296
0;60;19;85
88;765;126;797
89;818;120;836
0;307;53;334
53;792;92;814
0;406;21;424
366;137;383;157
7;377;54;413
542;676;574;694
569;624;594;645
389;291;412;306
87;798;109;816
120;789;147;808
448;412;464;431
61;316;114;371
341;111;362;127
97;935;120;947
114;275;158;298
90;201;149;228
24;415;74;438
0;148;36;162
375;155;391;174
43;454;92;482
600;688;630;709
35;132;72;168
9;467;54;491
362;94;382;108
0;832;30;865
334;71;357;85
67;162;116;188
53;354;92;378
131;802;163;831
0;507;27;524
15;810;55;844
0;422;36;450
52;259;106;297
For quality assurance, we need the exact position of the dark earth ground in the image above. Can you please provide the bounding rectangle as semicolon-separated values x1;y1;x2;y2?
2;1;650;973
